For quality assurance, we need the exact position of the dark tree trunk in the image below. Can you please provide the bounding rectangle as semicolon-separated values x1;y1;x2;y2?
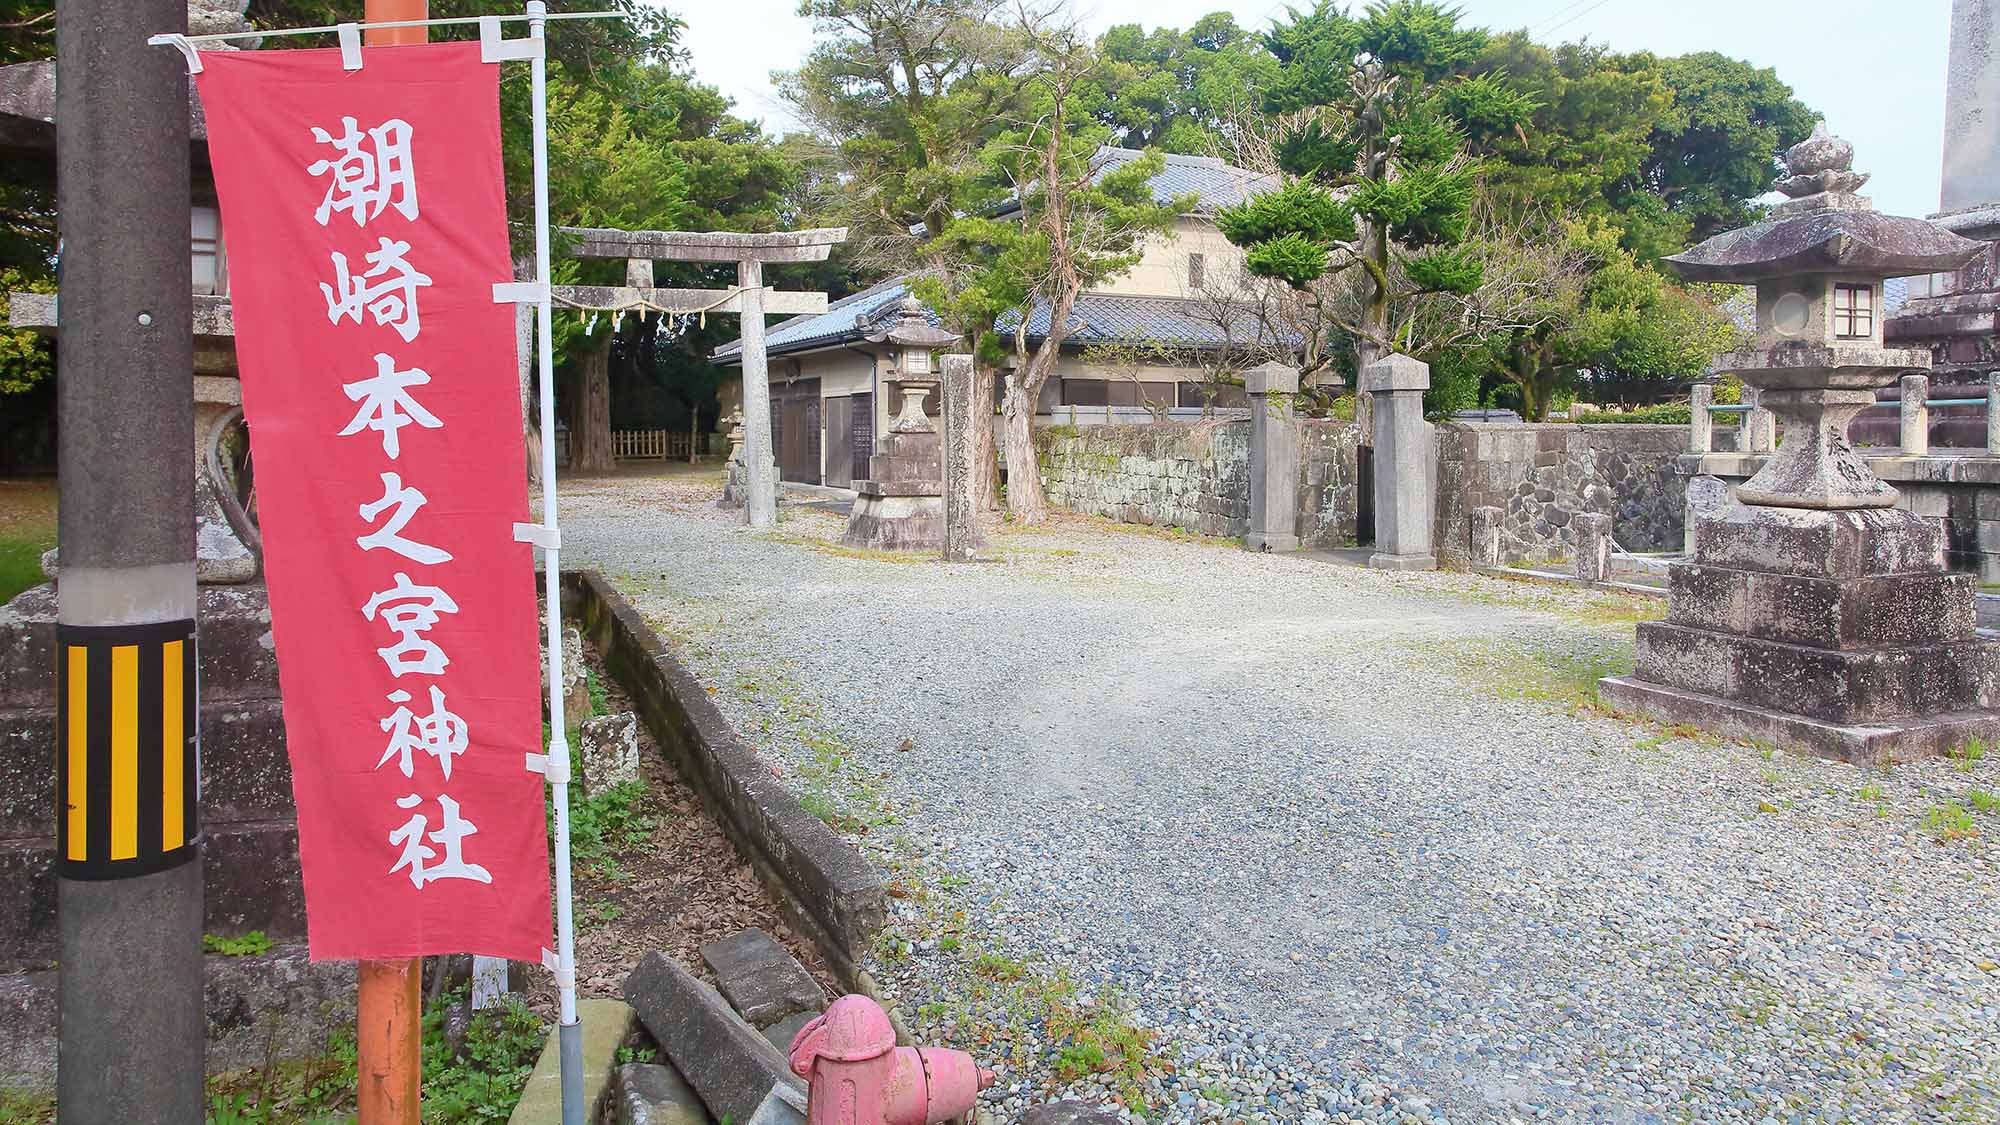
572;332;614;474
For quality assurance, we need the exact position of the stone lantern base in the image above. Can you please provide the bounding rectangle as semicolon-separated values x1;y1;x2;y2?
1600;501;2000;764
843;429;944;551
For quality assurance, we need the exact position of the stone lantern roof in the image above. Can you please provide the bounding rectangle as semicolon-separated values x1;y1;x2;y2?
861;296;961;351
1666;125;1984;284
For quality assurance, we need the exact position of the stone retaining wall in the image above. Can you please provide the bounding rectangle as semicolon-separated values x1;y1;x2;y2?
1036;419;1362;548
564;571;885;984
1434;423;1689;568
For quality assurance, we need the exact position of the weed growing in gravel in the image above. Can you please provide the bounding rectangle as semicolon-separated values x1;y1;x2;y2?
1857;781;1885;802
1923;802;1980;841
1967;789;1998;814
1948;738;1988;773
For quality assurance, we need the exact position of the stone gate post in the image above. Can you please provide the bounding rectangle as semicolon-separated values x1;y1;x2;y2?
1362;354;1436;570
1245;361;1301;552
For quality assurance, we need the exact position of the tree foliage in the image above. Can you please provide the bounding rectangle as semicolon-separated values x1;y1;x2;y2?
1084;14;1277;155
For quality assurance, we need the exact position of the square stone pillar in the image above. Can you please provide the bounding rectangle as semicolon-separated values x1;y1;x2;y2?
1362;354;1435;570
1574;512;1613;583
1689;383;1713;453
1470;505;1501;567
940;354;984;562
1900;373;1930;455
1244;361;1300;552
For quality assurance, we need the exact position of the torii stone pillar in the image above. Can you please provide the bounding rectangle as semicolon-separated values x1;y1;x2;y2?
556;225;848;529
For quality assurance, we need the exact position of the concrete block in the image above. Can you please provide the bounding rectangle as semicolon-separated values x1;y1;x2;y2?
700;928;825;1028
509;998;635;1125
1598;674;2000;766
1023;1102;1126;1125
760;1010;815;1057
614;1062;712;1125
624;952;807;1125
1573;513;1612;583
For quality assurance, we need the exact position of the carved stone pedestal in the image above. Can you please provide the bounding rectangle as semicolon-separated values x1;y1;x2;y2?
1601;502;2000;764
843;385;944;551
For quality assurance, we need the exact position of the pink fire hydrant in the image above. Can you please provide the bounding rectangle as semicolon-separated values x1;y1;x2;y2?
788;995;997;1125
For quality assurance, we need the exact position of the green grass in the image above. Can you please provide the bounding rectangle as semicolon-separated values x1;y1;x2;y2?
199;985;546;1124
0;478;56;604
1948;737;1988;773
1967;788;1998;814
202;930;275;957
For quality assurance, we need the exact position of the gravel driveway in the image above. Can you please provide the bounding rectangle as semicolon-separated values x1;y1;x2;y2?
559;467;1999;1125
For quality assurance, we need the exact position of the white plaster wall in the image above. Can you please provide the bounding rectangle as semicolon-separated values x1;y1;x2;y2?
1092;217;1252;300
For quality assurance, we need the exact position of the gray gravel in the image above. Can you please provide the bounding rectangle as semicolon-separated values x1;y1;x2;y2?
559;469;2000;1125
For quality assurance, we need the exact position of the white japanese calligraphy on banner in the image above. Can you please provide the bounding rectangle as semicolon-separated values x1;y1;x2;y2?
195;43;549;960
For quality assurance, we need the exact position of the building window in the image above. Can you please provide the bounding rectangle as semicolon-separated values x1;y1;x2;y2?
1832;283;1872;339
191;206;226;296
1187;253;1205;290
1063;378;1109;407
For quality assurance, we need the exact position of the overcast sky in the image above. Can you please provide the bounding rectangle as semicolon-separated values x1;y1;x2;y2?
653;0;1955;220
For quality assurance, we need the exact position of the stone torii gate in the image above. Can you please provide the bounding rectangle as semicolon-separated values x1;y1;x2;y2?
554;226;847;528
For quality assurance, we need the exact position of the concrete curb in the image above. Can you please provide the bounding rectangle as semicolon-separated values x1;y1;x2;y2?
563;571;886;986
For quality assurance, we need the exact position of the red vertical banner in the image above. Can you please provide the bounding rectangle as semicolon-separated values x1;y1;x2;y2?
195;43;551;960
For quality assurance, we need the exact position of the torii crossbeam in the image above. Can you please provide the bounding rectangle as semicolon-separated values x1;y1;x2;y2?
556;225;847;528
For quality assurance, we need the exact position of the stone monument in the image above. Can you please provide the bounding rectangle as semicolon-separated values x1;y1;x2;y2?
842;299;959;551
1883;0;2000;440
939;354;985;562
1599;129;1999;763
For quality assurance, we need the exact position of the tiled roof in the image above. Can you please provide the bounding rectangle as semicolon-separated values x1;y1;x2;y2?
1002;292;1295;350
711;276;917;361
713;277;1289;364
990;148;1278;218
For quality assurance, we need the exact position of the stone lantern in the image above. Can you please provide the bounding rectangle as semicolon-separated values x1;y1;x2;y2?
869;296;961;434
1599;127;2000;762
842;297;962;550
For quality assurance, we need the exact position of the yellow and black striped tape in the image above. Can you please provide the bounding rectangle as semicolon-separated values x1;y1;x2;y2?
54;620;199;880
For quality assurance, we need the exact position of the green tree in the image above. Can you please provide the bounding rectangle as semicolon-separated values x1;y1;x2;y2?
917;19;1184;522
1638;51;1817;239
1220;1;1532;423
778;0;1031;256
1086;14;1277;155
1452;218;1740;420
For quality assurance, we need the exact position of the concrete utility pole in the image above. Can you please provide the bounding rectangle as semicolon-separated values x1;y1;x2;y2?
54;0;203;1121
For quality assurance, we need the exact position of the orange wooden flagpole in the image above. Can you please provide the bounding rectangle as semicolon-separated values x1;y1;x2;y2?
352;7;428;1117
357;957;423;1122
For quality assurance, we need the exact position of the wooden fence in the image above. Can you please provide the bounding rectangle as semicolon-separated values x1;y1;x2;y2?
556;428;697;465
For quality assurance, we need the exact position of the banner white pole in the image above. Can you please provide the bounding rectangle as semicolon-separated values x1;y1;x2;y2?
525;4;586;1124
